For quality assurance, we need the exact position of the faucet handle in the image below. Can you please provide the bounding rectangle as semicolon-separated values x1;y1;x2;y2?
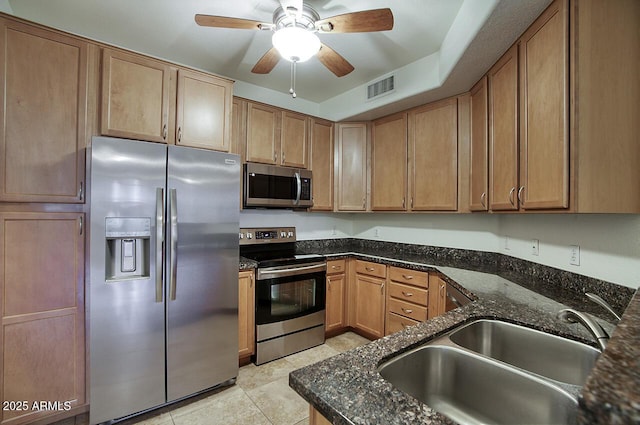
585;292;621;322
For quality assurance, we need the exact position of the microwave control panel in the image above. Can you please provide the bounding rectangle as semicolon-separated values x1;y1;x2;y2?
239;227;296;245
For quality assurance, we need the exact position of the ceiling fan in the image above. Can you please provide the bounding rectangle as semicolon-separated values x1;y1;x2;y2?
195;0;394;79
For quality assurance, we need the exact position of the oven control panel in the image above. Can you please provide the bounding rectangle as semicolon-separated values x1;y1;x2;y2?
239;227;296;245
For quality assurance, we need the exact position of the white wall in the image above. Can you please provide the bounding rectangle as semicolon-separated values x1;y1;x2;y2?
240;210;640;289
0;0;12;13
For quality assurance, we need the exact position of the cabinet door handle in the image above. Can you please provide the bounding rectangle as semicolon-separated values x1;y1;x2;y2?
177;126;182;142
480;192;486;209
380;283;385;294
411;197;414;209
401;308;413;314
77;181;84;201
402;197;405;209
282;151;285;162
518;186;525;205
401;291;413;297
509;187;516;207
78;216;83;235
440;283;445;297
162;123;168;140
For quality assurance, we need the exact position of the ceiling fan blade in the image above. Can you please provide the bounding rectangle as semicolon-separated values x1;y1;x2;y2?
251;47;281;74
195;14;268;30
315;8;394;33
317;43;354;77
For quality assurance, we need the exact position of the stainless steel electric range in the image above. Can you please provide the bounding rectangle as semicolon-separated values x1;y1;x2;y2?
240;227;326;365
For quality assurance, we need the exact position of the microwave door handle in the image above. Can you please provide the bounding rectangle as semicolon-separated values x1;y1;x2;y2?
294;171;301;206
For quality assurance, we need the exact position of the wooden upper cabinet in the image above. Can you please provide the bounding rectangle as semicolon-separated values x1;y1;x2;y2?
101;48;171;143
469;77;489;212
176;69;233;152
408;97;458;211
0;20;89;203
309;118;334;211
488;44;520;211
336;123;368;211
371;113;407;211
245;102;280;165
519;0;569;210
281;111;309;168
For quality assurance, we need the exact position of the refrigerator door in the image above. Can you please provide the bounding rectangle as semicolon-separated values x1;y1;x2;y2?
165;145;240;401
89;137;167;424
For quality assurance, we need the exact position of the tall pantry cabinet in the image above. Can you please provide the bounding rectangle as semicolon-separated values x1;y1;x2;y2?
0;17;93;425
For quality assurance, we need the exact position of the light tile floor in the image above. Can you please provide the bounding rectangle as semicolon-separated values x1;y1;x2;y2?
128;332;370;425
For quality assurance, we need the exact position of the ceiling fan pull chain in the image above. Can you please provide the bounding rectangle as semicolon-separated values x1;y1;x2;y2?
289;60;297;98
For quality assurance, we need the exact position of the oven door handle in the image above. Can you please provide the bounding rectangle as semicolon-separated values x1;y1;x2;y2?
258;263;326;280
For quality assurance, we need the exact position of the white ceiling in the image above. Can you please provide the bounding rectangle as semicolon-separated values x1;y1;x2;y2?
5;0;551;121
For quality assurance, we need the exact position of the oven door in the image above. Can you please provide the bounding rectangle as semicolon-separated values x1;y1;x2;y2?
255;264;326;325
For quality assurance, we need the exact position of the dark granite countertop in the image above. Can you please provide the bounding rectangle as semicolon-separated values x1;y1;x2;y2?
239;256;257;271
288;239;639;425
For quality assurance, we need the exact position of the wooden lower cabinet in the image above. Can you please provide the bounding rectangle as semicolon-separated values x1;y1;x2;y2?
385;267;429;336
325;260;346;334
0;212;85;425
350;260;386;339
428;274;447;319
309;405;332;425
238;270;255;360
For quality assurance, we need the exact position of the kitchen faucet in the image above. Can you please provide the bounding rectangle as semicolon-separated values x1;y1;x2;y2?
557;308;609;351
585;292;622;322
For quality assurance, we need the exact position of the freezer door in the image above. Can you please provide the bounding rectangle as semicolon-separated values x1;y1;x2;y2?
166;145;240;401
89;137;167;424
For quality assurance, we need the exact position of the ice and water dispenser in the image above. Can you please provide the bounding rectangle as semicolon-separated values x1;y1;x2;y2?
105;217;151;281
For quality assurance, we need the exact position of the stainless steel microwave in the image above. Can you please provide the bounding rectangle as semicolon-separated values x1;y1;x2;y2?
243;163;313;208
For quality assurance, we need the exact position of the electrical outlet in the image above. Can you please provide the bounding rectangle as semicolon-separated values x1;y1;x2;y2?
504;236;510;251
331;226;337;236
374;228;380;238
531;239;539;256
570;245;580;266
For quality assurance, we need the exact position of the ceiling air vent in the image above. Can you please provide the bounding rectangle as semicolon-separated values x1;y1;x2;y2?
367;75;395;100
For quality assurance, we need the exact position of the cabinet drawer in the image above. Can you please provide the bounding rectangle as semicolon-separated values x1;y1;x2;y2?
385;312;420;335
387;298;427;322
327;259;346;274
388;266;428;288
388;281;428;306
355;260;386;278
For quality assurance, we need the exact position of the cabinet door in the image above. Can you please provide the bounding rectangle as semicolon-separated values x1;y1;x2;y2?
325;274;346;333
0;212;85;425
281;111;308;168
336;123;368;211
371;113;407;211
0;20;87;203
101;48;171;143
176;69;233;152
309;118;334;211
469;77;489;211
519;0;569;209
353;274;385;339
428;274;447;319
489;44;520;211
409;98;458;211
246;102;280;164
238;271;255;358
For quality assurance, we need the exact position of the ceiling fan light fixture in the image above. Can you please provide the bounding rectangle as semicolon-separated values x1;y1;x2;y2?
272;27;320;62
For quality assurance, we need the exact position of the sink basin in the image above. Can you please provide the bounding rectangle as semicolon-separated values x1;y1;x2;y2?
449;319;600;386
379;345;577;425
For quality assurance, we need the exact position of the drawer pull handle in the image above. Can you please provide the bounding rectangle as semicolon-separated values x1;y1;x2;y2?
401;308;413;314
332;265;338;269
402;274;413;280
365;267;375;272
401;291;413;297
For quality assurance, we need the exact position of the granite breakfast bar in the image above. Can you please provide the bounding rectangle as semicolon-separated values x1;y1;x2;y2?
289;240;639;425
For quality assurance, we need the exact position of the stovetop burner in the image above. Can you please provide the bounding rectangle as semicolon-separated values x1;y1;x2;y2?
239;227;324;268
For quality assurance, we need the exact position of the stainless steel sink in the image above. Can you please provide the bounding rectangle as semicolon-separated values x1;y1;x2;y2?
379;345;577;425
448;319;600;386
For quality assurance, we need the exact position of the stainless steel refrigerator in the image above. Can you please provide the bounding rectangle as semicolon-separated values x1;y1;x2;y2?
88;136;239;424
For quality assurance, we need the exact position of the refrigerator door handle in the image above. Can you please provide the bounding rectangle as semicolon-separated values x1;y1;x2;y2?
294;171;301;206
169;188;178;300
155;188;165;302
